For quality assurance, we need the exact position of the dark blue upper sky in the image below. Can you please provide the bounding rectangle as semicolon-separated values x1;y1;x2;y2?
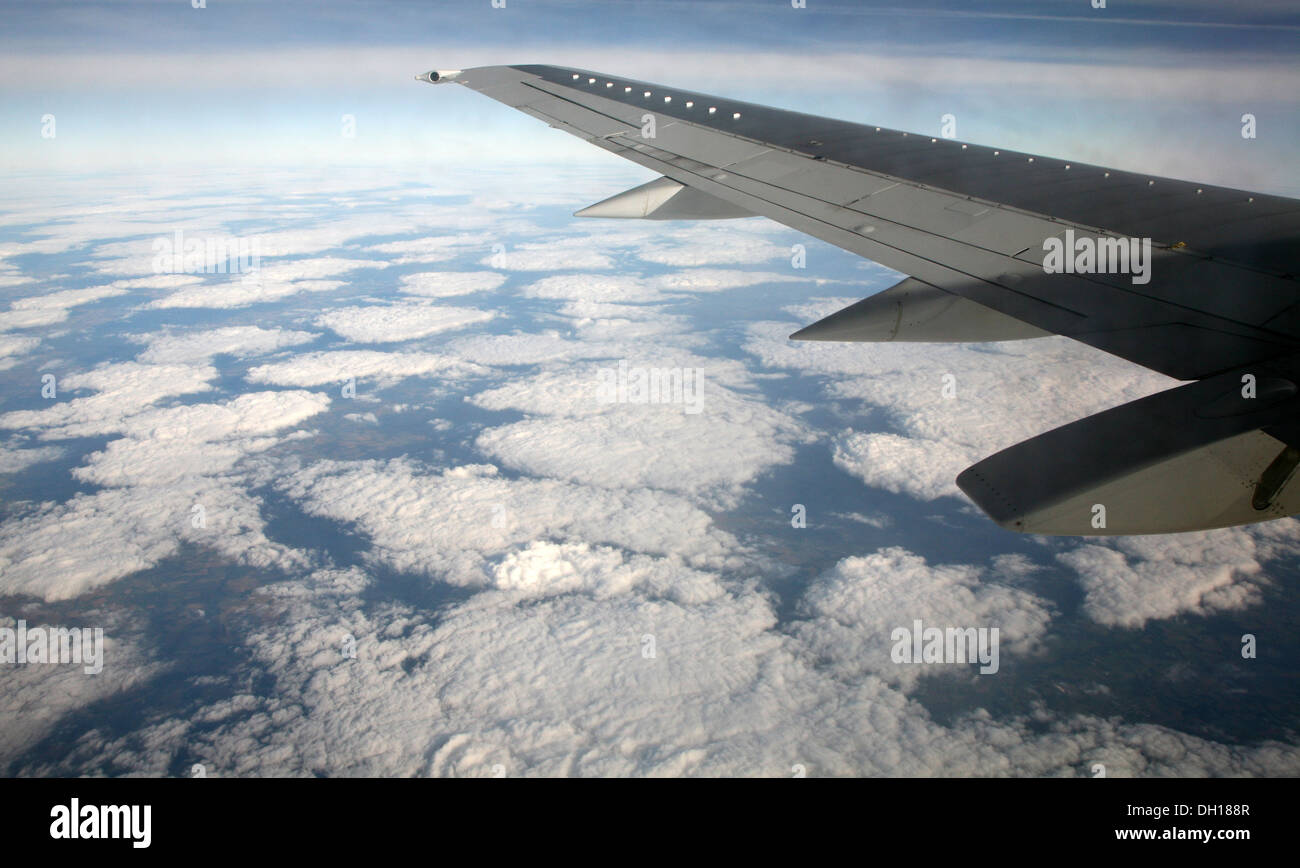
1;0;1296;190
3;0;1297;56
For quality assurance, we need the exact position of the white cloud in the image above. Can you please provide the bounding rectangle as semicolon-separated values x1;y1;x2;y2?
481;245;612;271
72;390;330;487
655;268;823;293
524;273;663;304
278;458;744;585
833;430;967;500
0;362;216;439
0;335;40;370
0;479;308;601
44;542;1300;777
470;360;811;507
632;226;790;267
133;325;319;365
445;332;612;367
10;285;128;311
488;540;727;603
746;321;1175;502
0;390;329;600
0;614;164;762
314;303;494;343
246;350;487;387
399;271;507;298
0;441;63;473
146;257;386;309
0;284;128;332
0;308;65;331
1056;528;1300;629
792;546;1053;688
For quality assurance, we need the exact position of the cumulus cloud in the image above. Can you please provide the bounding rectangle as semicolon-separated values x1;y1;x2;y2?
0;614;164;764
4;163;1296;779
832;431;964;501
792;546;1053;688
133;325;319;364
748;323;1175;504
246;349;486;387
524;273;663;304
278;458;744;585
655;268;824;293
0;285;127;331
522;268;819;307
146;257;386;309
444;332;615;367
0;334;40;370
0;362;216;439
399;271;507;298
0;477;307;601
480;244;612;271
632;225;791;267
314;303;495;343
71;390;330;487
469;360;812;507
32;542;1300;777
1056;528;1300;629
0;441;63;473
0;389;329;600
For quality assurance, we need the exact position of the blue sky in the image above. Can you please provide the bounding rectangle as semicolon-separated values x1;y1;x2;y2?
1;1;1297;188
0;0;1294;187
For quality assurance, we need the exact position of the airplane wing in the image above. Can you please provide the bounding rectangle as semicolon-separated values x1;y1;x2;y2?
419;65;1300;535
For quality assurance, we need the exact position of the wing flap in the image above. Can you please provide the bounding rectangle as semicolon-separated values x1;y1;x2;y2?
574;176;756;220
956;364;1300;534
791;277;1051;343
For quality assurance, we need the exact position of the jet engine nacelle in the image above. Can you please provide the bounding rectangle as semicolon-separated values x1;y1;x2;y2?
416;69;462;84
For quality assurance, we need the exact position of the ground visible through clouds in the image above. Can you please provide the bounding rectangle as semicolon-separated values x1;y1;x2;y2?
1;164;1298;777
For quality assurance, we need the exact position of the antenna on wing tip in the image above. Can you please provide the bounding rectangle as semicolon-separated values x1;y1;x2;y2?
415;69;462;84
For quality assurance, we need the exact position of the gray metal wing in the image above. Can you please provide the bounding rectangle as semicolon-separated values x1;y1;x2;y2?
422;65;1300;535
